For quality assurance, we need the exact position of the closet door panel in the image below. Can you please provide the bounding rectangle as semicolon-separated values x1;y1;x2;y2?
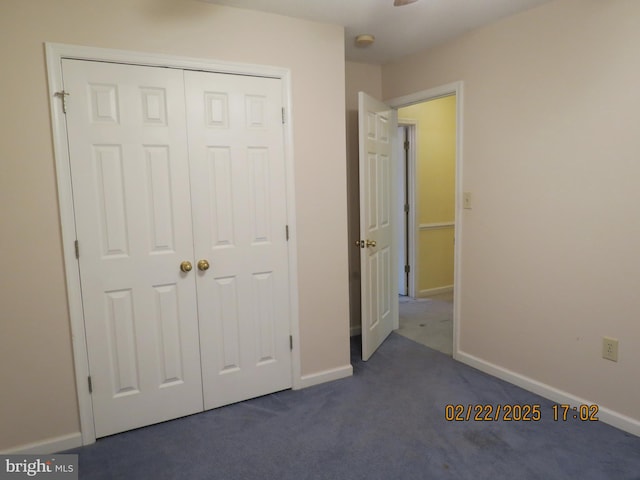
185;71;292;409
62;59;203;438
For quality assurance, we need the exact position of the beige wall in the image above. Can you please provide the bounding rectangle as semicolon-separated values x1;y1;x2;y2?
344;62;383;333
383;0;640;421
399;97;456;294
0;0;349;451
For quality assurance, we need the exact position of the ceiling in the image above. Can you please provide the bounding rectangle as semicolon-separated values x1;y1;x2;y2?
201;0;554;64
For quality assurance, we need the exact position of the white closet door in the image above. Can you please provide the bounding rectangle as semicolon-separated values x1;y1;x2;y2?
62;59;203;437
184;71;292;410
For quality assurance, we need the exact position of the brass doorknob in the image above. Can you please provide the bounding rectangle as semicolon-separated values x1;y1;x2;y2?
180;261;193;273
366;240;377;248
197;259;210;271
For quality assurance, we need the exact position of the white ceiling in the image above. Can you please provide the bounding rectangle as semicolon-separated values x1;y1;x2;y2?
201;0;554;64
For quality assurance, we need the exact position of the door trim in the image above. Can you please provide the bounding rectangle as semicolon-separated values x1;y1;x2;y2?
388;81;464;361
45;43;301;446
397;119;417;299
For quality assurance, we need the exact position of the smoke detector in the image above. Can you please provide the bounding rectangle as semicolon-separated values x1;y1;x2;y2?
355;34;375;47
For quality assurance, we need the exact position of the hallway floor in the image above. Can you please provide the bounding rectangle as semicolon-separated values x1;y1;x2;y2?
396;292;453;356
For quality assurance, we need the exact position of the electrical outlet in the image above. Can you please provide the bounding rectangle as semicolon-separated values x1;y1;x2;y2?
463;192;472;209
602;337;619;362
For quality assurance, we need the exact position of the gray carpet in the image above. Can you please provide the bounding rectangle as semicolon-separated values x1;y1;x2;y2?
63;334;640;479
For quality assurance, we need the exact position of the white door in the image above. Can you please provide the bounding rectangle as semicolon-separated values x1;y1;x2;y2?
358;92;398;361
184;71;292;410
62;59;203;437
62;59;292;437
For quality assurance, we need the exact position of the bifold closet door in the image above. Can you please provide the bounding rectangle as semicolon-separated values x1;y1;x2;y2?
184;71;292;410
62;59;293;438
62;59;204;438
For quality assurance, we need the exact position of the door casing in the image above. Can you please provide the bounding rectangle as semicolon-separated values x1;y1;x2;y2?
46;43;301;446
397;120;417;299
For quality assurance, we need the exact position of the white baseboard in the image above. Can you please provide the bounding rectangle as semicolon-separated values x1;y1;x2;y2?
350;325;361;337
456;351;640;437
0;432;82;455
296;364;353;389
418;285;454;297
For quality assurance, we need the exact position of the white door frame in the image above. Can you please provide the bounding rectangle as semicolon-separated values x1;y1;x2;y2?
45;43;301;446
388;81;464;360
397;120;418;299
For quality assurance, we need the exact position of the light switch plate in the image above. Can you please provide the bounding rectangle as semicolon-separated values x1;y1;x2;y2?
463;192;472;209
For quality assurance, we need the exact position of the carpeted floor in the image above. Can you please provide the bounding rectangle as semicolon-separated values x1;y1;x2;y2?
63;334;640;479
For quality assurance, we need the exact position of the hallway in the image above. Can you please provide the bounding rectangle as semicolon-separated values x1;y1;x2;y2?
396;293;453;356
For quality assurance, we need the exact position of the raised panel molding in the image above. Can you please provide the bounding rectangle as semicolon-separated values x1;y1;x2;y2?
140;87;167;125
366;112;376;140
368;252;379;331
94;145;129;257
215;276;241;374
248;147;271;244
380;247;391;318
207;147;235;248
89;83;119;123
377;115;389;143
153;284;184;386
245;95;267;129
145;146;175;253
253;272;276;365
104;289;140;397
379;154;390;227
367;153;377;231
205;92;229;128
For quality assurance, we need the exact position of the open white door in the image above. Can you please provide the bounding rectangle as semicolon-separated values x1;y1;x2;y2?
358;92;398;361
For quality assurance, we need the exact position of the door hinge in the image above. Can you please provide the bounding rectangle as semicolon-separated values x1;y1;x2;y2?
74;240;80;259
285;225;289;241
289;335;293;351
55;90;70;114
404;140;409;151
282;107;286;125
404;265;410;273
88;376;93;394
404;204;409;214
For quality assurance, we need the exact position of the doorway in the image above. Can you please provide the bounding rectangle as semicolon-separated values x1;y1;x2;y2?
389;85;462;359
396;121;416;298
350;83;462;361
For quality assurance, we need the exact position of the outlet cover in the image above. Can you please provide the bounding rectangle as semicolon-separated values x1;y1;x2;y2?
602;337;619;362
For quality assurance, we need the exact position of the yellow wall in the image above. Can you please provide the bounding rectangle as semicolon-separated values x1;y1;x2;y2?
383;0;640;425
0;0;349;451
399;96;456;294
